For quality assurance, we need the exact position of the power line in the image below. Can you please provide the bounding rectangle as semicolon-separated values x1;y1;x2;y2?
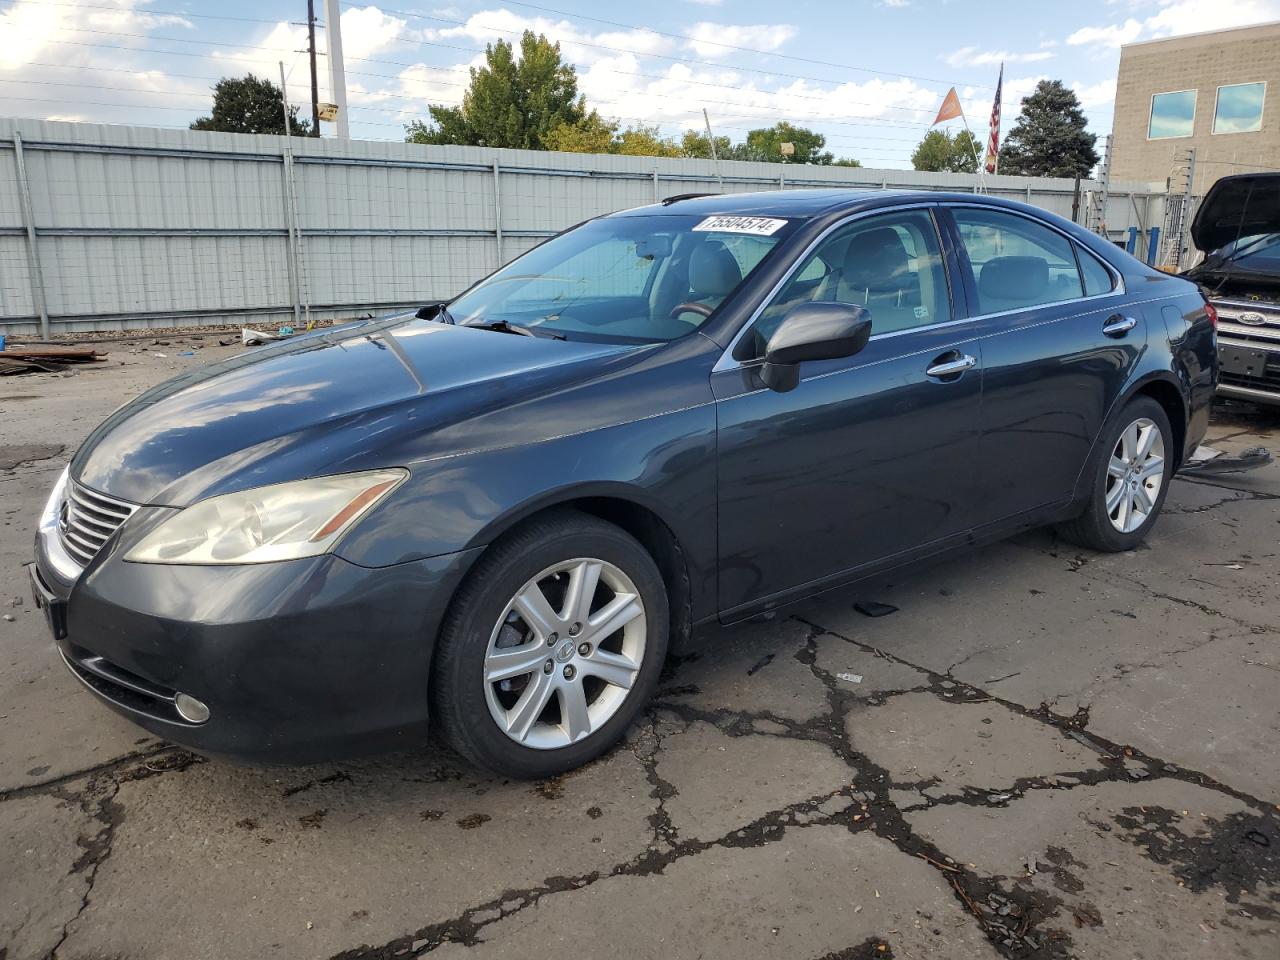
14;34;941;134
427;0;997;91
0;0;293;25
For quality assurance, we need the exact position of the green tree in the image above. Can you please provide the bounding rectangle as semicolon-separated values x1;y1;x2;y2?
545;117;681;157
613;124;680;157
405;32;586;149
544;113;617;153
743;122;834;164
832;157;862;168
190;74;310;136
998;80;1099;178
679;129;734;160
910;129;980;173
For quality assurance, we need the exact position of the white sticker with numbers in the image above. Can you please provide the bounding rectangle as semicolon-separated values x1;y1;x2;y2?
692;215;789;236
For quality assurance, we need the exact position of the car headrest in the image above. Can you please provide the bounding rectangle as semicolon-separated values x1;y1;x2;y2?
842;227;911;292
979;256;1049;302
688;242;743;298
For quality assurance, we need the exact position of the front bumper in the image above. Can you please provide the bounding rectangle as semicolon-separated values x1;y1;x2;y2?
1214;300;1280;406
33;526;481;764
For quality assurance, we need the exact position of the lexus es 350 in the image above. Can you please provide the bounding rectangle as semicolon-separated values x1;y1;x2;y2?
32;190;1217;779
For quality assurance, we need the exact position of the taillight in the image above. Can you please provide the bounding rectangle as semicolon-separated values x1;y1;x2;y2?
1204;302;1218;330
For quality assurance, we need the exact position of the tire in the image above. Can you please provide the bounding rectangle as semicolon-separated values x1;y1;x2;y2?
431;510;669;779
1057;396;1174;552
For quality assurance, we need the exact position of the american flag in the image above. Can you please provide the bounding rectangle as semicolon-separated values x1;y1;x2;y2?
985;64;1003;174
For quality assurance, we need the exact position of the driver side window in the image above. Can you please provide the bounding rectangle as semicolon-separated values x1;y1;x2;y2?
740;210;951;359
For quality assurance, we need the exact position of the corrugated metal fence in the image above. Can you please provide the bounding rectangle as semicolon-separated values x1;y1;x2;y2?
0;118;1169;336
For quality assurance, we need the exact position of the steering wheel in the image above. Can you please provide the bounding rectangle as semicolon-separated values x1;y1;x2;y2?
670;301;714;319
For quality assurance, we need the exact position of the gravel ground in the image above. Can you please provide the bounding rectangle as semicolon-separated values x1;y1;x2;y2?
1;343;1277;960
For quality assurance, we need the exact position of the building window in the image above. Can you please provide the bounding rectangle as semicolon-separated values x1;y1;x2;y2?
1148;90;1196;139
1213;82;1266;134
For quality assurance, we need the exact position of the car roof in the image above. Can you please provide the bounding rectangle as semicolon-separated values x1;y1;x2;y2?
612;188;1084;222
613;188;916;219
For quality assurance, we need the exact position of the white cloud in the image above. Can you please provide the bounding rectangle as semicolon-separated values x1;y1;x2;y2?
684;22;797;59
1066;18;1144;47
684;0;724;6
1145;0;1280;35
0;0;190;71
944;47;1054;67
1072;77;1117;108
339;6;414;61
428;9;672;65
1068;0;1280;48
882;0;913;7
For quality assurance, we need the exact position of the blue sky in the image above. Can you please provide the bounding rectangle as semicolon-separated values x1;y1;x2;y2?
2;0;1278;167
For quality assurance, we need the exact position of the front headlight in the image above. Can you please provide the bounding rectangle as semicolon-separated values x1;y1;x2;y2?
125;469;407;565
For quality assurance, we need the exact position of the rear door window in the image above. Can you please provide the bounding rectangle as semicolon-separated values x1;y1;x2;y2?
952;208;1085;314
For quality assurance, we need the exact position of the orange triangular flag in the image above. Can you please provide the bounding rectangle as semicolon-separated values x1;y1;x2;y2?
933;87;963;125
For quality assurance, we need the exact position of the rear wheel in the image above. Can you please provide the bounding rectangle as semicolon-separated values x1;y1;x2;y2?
432;511;668;778
1057;396;1174;552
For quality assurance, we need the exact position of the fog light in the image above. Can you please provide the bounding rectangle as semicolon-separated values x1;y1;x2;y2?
174;693;210;724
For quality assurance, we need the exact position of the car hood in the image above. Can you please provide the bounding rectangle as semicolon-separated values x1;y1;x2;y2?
72;316;635;505
1190;173;1280;254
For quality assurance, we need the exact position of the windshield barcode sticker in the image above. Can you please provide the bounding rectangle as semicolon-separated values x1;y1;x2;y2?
692;216;788;236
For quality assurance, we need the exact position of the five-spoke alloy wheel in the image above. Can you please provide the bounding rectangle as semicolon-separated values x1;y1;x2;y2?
1104;416;1166;534
432;511;668;779
1058;396;1174;553
484;558;647;749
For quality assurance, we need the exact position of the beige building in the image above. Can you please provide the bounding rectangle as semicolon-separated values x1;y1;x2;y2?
1110;21;1279;192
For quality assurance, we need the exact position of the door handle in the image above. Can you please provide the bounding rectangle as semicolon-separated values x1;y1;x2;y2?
925;353;976;379
1102;314;1137;338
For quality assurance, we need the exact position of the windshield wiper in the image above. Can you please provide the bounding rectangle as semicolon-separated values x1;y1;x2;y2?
468;319;566;340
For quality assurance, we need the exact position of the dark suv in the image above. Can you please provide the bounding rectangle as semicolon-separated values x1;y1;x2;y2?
1184;173;1280;406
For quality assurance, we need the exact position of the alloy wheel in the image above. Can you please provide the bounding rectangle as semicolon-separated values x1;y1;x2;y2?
483;558;647;750
1104;417;1166;534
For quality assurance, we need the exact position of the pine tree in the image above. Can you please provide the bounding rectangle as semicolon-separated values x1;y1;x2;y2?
998;80;1099;178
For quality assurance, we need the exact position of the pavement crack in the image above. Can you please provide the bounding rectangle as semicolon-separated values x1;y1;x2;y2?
0;744;179;804
44;776;125;960
326;786;856;960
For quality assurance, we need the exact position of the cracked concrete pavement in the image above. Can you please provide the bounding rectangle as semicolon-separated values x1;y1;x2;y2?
2;342;1278;959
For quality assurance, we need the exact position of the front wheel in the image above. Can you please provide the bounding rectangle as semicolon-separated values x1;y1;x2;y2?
432;511;669;778
1057;396;1174;552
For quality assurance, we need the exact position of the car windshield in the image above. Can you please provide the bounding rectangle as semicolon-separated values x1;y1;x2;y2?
1212;232;1280;271
448;213;797;343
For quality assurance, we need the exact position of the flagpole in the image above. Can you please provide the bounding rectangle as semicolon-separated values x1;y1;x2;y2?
956;103;986;193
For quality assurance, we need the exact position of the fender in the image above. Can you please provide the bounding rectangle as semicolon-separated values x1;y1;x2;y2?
1067;367;1189;504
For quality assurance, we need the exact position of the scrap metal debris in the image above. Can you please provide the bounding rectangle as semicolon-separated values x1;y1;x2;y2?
241;326;298;346
1180;444;1272;475
854;601;899;618
0;344;108;375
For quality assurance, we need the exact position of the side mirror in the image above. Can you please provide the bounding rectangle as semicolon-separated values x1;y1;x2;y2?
415;301;447;321
760;302;872;392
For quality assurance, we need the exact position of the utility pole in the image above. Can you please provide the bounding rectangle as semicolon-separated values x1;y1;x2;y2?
702;108;722;192
307;0;320;136
323;0;350;139
278;60;292;139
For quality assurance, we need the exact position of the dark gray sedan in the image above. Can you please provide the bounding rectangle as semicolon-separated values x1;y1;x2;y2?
32;190;1217;778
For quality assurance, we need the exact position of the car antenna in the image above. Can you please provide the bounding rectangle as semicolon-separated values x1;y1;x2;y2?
660;192;719;205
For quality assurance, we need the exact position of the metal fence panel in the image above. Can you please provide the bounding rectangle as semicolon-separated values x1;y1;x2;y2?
0;117;1168;335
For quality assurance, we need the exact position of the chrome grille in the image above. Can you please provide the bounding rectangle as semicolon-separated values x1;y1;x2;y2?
58;481;138;567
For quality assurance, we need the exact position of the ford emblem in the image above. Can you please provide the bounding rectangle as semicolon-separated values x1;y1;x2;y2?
1237;311;1267;326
